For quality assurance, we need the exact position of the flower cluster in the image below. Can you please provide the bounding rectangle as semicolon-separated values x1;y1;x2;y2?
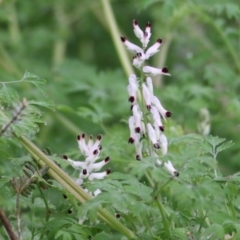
121;20;179;177
63;133;111;187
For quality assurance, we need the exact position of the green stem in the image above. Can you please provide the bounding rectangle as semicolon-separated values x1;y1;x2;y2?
17;135;136;239
101;0;134;77
37;182;50;222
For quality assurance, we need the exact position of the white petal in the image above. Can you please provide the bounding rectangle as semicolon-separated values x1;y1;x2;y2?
133;19;144;40
93;189;102;196
77;134;89;156
141;22;151;48
151;106;164;131
143;66;170;77
151;96;172;120
128;74;138;86
164;161;179;177
89;157;110;171
85;149;100;164
159;133;168;155
132;105;142;133
145;39;162;59
63;155;86;169
147;123;160;149
76;178;84;185
128;116;139;143
146;77;153;95
88;169;110;181
121;37;143;54
90;135;102;153
142;83;152;110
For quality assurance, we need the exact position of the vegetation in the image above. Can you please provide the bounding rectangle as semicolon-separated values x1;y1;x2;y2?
0;0;240;239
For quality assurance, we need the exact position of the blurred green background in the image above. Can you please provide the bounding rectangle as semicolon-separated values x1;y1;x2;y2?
0;0;240;174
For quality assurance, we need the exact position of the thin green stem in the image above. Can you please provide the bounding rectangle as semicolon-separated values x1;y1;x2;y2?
17;135;136;239
101;0;134;77
37;183;50;222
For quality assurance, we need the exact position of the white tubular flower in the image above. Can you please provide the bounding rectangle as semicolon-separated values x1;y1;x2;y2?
133;19;144;40
150;106;164;132
143;66;170;77
64;134;110;187
127;79;138;104
142;22;151;48
164;161;179;177
89;169;111;181
142;83;152;110
132;105;142;133
89;157;110;171
120;37;143;54
147;123;160;149
128;116;138;143
128;74;138;85
145;39;162;59
132;55;143;69
146;77;153;95
159;133;168;155
135;140;143;160
152;96;172;120
63;155;86;169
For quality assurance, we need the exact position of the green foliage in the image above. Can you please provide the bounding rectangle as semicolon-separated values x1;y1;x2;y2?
0;0;240;240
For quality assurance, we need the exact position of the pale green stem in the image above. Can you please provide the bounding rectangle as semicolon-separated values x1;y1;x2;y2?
17;135;136;239
101;0;134;77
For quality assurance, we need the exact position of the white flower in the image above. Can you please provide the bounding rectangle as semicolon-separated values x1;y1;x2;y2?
151;96;172;120
159;133;168;155
120;37;143;54
150;106;164;132
147;123;160;149
142;83;152;110
146;77;153;95
127;74;138;104
128;116;139;143
133;19;144;40
132;105;142;133
142;22;151;48
143;66;170;76
64;134;110;185
145;39;162;59
164;161;179;177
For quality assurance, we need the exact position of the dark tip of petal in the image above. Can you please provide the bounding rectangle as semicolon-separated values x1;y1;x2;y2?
133;19;138;26
93;149;98;155
83;169;87;175
157;38;163;44
144;32;148;37
130;105;134;111
129;96;135;103
89;135;93;139
106;168;111;175
105;156;110;162
68;209;73;214
135;127;141;133
97;135;102;141
147;105;151;110
63;155;68;160
166;111;172;117
82;133;85;138
63;194;67;199
128;137;134;144
174;171;180;177
137;52;142;57
115;213;121;218
146;22;151;27
160;126;164;132
162;67;169;73
136;155;141;161
120;37;126;42
133;55;137;59
153;143;160;149
98;145;102;151
77;135;81;141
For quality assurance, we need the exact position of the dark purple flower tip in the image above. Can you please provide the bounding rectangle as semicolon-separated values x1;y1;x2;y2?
120;37;126;42
174;171;180;177
153;143;160;149
160;126;164;132
68;209;73;214
137;52;142;57
135;127;141;133
129;96;135;103
89;135;93;139
136;155;141;161
63;155;68;160
115;213;121;218
157;38;163;44
128;137;134;144
130;105;134;111
144;32;148;37
97;134;102;141
93;149;98;155
81;133;85;138
166;111;172;117
83;169;87;175
133;55;137;60
98;145;102;151
77;135;81;141
105;156;110;162
162;67;169;74
133;19;138;26
146;22;151;28
146;105;151;110
106;168;111;175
